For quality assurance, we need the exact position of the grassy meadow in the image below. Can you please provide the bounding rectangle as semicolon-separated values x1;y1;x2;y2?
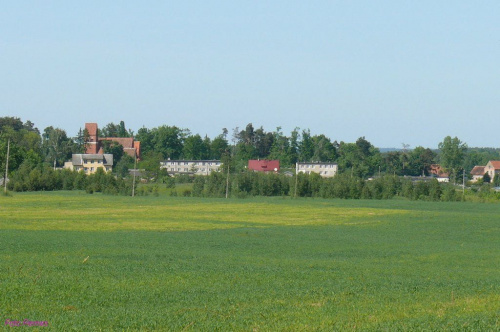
0;192;499;330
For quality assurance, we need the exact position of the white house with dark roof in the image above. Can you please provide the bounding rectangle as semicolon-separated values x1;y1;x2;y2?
64;154;113;174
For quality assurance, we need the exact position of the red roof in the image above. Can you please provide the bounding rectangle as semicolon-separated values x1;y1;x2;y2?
83;122;141;158
100;137;134;148
470;166;485;176
429;164;449;178
488;161;500;170
248;160;280;172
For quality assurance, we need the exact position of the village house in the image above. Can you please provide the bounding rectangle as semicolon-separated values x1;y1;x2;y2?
429;164;450;182
64;154;113;174
470;166;486;183
296;162;338;178
484;161;500;180
248;160;280;173
160;160;222;176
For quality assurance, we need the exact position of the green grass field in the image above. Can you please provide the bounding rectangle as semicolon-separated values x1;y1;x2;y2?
1;192;499;330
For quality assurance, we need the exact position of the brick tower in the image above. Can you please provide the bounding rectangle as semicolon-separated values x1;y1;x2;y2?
85;123;99;154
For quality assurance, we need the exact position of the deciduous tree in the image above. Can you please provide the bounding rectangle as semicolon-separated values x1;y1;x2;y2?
438;136;467;183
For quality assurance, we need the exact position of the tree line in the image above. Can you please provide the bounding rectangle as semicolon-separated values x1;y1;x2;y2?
176;171;468;202
2;117;500;195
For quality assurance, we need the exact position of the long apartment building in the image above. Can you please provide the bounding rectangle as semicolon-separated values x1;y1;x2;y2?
160;160;222;176
296;162;338;178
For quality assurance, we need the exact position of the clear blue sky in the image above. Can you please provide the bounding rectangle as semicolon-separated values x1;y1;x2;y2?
1;1;499;148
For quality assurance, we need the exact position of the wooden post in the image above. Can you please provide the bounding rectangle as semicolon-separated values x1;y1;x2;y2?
4;138;10;194
462;169;465;200
132;153;137;197
225;164;230;199
294;163;298;198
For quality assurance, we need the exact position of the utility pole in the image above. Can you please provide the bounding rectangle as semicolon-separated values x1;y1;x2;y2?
225;164;230;199
4;138;10;194
462;169;465;199
294;163;298;198
132;153;137;197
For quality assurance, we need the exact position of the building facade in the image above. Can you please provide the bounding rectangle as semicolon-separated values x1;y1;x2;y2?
84;123;141;159
296;162;338;177
484;161;500;180
64;154;113;174
160;160;222;176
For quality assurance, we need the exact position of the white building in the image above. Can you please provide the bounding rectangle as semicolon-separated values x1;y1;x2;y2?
296;162;338;178
160;160;222;176
64;154;113;174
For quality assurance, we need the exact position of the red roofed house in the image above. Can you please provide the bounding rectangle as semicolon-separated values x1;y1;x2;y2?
470;166;486;183
429;164;449;182
248;160;280;173
485;161;500;180
85;123;141;159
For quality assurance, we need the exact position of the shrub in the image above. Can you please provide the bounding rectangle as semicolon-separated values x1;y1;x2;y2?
192;176;206;197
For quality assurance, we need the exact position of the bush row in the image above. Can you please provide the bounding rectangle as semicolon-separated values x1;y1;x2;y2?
7;162;132;195
189;171;463;201
8;162;494;202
